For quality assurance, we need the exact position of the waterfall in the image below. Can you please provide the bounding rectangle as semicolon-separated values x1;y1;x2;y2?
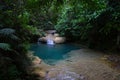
47;39;54;45
38;33;55;45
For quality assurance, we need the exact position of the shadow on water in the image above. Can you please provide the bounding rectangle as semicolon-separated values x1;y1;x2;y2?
30;43;80;65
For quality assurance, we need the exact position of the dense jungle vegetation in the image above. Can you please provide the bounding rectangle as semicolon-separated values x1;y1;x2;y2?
0;0;120;80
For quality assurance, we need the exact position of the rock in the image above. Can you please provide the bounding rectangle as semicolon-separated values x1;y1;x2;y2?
39;32;66;44
54;37;66;43
32;56;42;65
54;33;59;37
39;37;47;43
32;70;46;78
46;30;56;34
38;71;46;78
79;74;85;80
46;34;55;40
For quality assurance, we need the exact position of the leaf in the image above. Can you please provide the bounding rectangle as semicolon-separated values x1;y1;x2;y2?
0;28;19;41
0;43;11;50
0;28;15;35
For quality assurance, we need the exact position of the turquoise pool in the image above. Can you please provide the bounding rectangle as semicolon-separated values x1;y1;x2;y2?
30;43;80;65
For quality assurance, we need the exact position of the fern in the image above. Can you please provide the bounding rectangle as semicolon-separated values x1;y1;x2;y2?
0;43;11;51
0;28;19;41
0;28;15;35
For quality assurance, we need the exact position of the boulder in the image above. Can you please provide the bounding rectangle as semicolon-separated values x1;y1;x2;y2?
33;70;46;78
39;37;47;43
54;37;66;44
31;69;47;78
54;33;59;37
39;33;66;44
32;56;42;65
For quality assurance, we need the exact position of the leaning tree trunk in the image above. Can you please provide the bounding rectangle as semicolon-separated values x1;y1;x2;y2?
117;31;120;46
116;31;120;52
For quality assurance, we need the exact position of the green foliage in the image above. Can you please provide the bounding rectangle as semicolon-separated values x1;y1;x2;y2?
0;28;15;35
18;11;30;25
0;62;21;80
24;0;64;30
55;0;120;51
0;0;38;80
0;28;19;42
0;43;11;51
0;0;120;79
55;0;106;41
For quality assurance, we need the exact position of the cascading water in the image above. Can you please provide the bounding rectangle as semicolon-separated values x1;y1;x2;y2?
45;33;55;45
37;36;54;45
47;39;54;45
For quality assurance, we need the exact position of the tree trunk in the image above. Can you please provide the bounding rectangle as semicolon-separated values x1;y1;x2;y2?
116;31;120;51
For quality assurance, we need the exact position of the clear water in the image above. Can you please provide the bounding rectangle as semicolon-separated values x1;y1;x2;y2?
47;39;54;45
30;43;80;65
46;67;81;80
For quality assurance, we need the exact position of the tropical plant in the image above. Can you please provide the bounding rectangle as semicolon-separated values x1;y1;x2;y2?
0;43;10;51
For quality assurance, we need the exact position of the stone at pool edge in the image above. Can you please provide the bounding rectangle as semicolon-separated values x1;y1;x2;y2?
38;37;47;43
54;37;66;44
32;56;42;65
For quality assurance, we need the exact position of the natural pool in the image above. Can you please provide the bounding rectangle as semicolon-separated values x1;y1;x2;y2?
30;43;80;65
30;44;119;80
